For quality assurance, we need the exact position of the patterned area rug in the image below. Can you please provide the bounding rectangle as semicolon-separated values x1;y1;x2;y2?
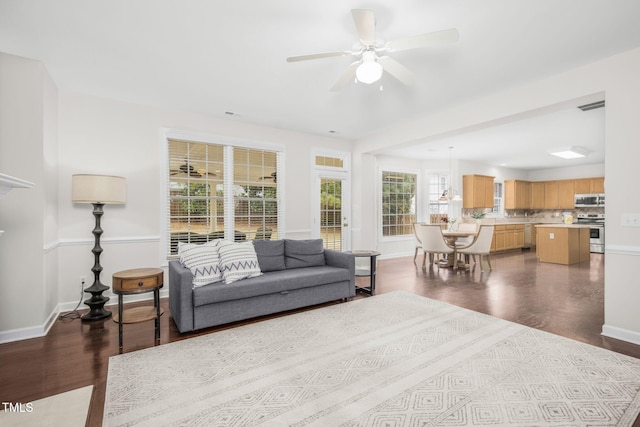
104;291;640;426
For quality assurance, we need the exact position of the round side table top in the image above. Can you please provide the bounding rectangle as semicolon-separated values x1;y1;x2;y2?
113;267;163;279
347;250;381;257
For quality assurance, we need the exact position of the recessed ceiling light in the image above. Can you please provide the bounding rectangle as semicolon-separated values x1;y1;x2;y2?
548;146;590;159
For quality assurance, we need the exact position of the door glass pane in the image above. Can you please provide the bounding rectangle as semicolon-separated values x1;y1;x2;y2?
320;178;342;250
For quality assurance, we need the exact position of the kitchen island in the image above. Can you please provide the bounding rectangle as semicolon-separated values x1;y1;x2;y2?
535;224;591;265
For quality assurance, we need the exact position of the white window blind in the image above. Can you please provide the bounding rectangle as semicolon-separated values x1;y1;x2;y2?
167;138;282;256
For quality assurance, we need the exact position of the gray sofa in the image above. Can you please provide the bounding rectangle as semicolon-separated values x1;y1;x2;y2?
169;239;355;333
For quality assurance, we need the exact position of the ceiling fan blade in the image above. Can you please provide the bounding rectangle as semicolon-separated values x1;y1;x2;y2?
330;61;360;92
286;51;350;62
384;28;459;52
378;56;414;85
351;9;376;46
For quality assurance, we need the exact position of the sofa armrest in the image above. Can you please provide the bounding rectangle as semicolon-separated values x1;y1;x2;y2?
168;260;195;333
324;249;356;296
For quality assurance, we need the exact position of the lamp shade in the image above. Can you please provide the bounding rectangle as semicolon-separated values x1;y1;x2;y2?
72;174;126;204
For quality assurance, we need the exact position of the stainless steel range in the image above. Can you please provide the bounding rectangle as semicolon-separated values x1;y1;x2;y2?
576;213;604;253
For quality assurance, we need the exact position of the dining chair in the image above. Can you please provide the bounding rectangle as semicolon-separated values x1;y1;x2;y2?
454;222;478;262
412;222;426;263
457;225;495;272
418;224;455;268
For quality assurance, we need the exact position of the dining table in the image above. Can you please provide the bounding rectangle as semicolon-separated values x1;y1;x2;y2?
440;229;478;268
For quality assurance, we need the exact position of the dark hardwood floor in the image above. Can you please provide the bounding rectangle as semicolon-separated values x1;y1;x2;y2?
1;249;639;426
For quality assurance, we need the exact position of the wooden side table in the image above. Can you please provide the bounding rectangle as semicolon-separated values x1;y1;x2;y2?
112;268;164;352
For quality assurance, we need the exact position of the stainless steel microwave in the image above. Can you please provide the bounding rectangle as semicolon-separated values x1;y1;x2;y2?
575;193;605;207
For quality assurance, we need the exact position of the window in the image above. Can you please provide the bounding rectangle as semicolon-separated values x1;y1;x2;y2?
428;173;449;223
381;171;417;237
167;138;282;256
315;155;344;168
493;182;503;213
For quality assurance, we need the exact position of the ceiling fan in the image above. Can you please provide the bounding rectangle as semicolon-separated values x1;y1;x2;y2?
170;162;216;178
286;9;459;91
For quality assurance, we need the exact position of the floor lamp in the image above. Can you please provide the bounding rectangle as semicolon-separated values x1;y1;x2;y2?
72;174;127;321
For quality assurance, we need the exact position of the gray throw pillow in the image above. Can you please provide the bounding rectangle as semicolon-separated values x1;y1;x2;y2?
285;239;325;268
252;240;286;272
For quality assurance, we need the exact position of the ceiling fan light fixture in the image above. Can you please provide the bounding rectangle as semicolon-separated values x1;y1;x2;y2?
548;146;590;159
356;51;383;84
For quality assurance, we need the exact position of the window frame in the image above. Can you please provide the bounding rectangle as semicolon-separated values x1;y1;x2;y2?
425;170;451;224
161;129;285;259
378;167;420;242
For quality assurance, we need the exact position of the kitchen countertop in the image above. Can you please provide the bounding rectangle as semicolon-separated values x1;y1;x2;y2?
534;223;591;228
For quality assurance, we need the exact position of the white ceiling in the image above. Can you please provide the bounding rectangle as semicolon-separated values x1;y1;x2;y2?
384;105;606;170
1;1;638;169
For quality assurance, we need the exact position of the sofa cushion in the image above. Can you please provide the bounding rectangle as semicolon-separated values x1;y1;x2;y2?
285;239;325;269
252;239;286;272
177;240;223;287
217;240;263;284
192;265;351;306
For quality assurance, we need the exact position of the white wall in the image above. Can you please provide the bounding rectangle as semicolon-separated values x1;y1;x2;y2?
354;47;640;344
0;52;58;339
527;163;605;182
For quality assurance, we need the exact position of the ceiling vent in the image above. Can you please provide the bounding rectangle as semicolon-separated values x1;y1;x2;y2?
578;100;605;111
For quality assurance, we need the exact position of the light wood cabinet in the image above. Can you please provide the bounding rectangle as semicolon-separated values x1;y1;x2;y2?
544;181;559;209
530;182;545;209
492;225;506;252
591;177;604;193
536;226;590;265
491;224;525;252
574;178;591;194
504;180;531;209
558;180;575;209
574;177;604;194
463;175;495;209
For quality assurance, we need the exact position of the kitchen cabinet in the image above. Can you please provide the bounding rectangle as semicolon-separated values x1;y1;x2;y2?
536;225;590;265
544;181;559;209
491;224;525;252
463;175;495;209
492;225;506;252
530;182;545;209
574;177;604;194
591;177;604;193
504;180;531;209
558;180;575;208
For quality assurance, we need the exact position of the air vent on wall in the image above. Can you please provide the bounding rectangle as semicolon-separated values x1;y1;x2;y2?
578;100;605;111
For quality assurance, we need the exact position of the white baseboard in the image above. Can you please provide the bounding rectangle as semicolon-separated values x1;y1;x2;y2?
605;244;640;256
0;324;48;344
0;291;169;344
601;324;640;345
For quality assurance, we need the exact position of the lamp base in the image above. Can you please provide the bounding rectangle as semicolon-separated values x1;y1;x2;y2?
81;284;112;321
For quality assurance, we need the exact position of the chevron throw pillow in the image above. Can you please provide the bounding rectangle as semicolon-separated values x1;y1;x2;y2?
178;240;223;287
218;240;263;284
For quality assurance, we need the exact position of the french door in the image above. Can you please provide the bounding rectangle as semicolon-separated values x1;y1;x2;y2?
314;173;350;251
